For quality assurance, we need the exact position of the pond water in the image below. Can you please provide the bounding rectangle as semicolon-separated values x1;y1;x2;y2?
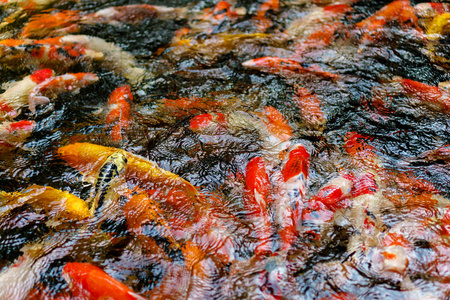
1;0;450;299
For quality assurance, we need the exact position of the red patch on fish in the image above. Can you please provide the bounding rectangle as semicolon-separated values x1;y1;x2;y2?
281;144;309;183
261;106;292;142
30;69;54;83
7;120;34;132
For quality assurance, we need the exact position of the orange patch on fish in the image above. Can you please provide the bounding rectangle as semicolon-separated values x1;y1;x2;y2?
259;106;292;142
62;262;144;300
293;87;325;126
21;10;80;38
106;85;133;142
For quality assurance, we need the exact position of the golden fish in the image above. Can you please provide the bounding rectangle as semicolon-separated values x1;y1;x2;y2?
57;143;198;200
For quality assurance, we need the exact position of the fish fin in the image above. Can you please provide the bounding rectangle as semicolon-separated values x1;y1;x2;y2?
29;95;50;114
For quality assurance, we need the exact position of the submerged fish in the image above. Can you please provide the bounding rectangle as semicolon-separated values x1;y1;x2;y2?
0;120;35;152
63;262;145;300
0;69;54;120
242;56;339;80
106;85;133;142
28;72;99;114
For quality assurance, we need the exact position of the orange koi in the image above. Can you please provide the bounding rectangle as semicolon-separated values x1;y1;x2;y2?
294;21;344;56
57;143;198;199
202;1;234;21
0;120;35;151
244;156;274;255
396;77;450;112
258;106;292;142
62;262;145;300
21;10;81;38
123;191;179;249
254;0;279;32
293;86;326;127
162;97;223;118
0;69;54;120
106;85;133;142
344;132;381;170
29;72;98;114
356;0;422;43
242;56;338;80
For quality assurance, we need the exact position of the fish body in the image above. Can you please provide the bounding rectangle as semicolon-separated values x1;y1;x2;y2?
62;262;145;300
21;10;81;38
397;77;450;112
309;174;354;211
244;156;274;255
242;56;338;80
84;4;188;26
57;143;198;200
0;120;35;151
293;86;326;127
0;69;54;120
29;72;98;114
414;3;450;19
274;144;310;250
356;0;421;44
90;151;127;215
106;85;133;142
0;184;90;221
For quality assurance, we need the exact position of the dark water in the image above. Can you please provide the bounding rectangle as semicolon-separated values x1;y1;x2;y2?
1;0;450;299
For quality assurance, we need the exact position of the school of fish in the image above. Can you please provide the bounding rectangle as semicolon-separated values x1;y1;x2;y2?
1;0;450;299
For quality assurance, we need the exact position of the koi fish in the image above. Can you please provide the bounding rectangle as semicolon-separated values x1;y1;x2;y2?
62;262;145;300
287;4;351;39
83;4;188;26
396;77;450;112
253;0;279;32
403;144;450;164
57;143;198;200
414;3;450;19
89;151;127;215
29;72;99;114
308;174;354;211
355;0;422;44
162;97;223;118
106;85;133;142
257;106;292;143
57;35;145;84
425;12;450;40
242;56;339;80
274;144;310;250
123;191;179;249
0;69;54;120
21;10;81;38
293;86;326;127
0;120;35;151
244;156;274;255
0;184;90;221
0;38;103;72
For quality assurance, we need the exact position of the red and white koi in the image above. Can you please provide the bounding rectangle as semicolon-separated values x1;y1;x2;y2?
0;38;104;70
28;72;98;114
273;144;310;250
244;156;274;255
0;120;35;152
0;69;54;120
404;144;450;164
308;173;354;211
242;56;339;80
62;262;145;300
414;3;450;19
106;85;133;142
396;77;450;113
